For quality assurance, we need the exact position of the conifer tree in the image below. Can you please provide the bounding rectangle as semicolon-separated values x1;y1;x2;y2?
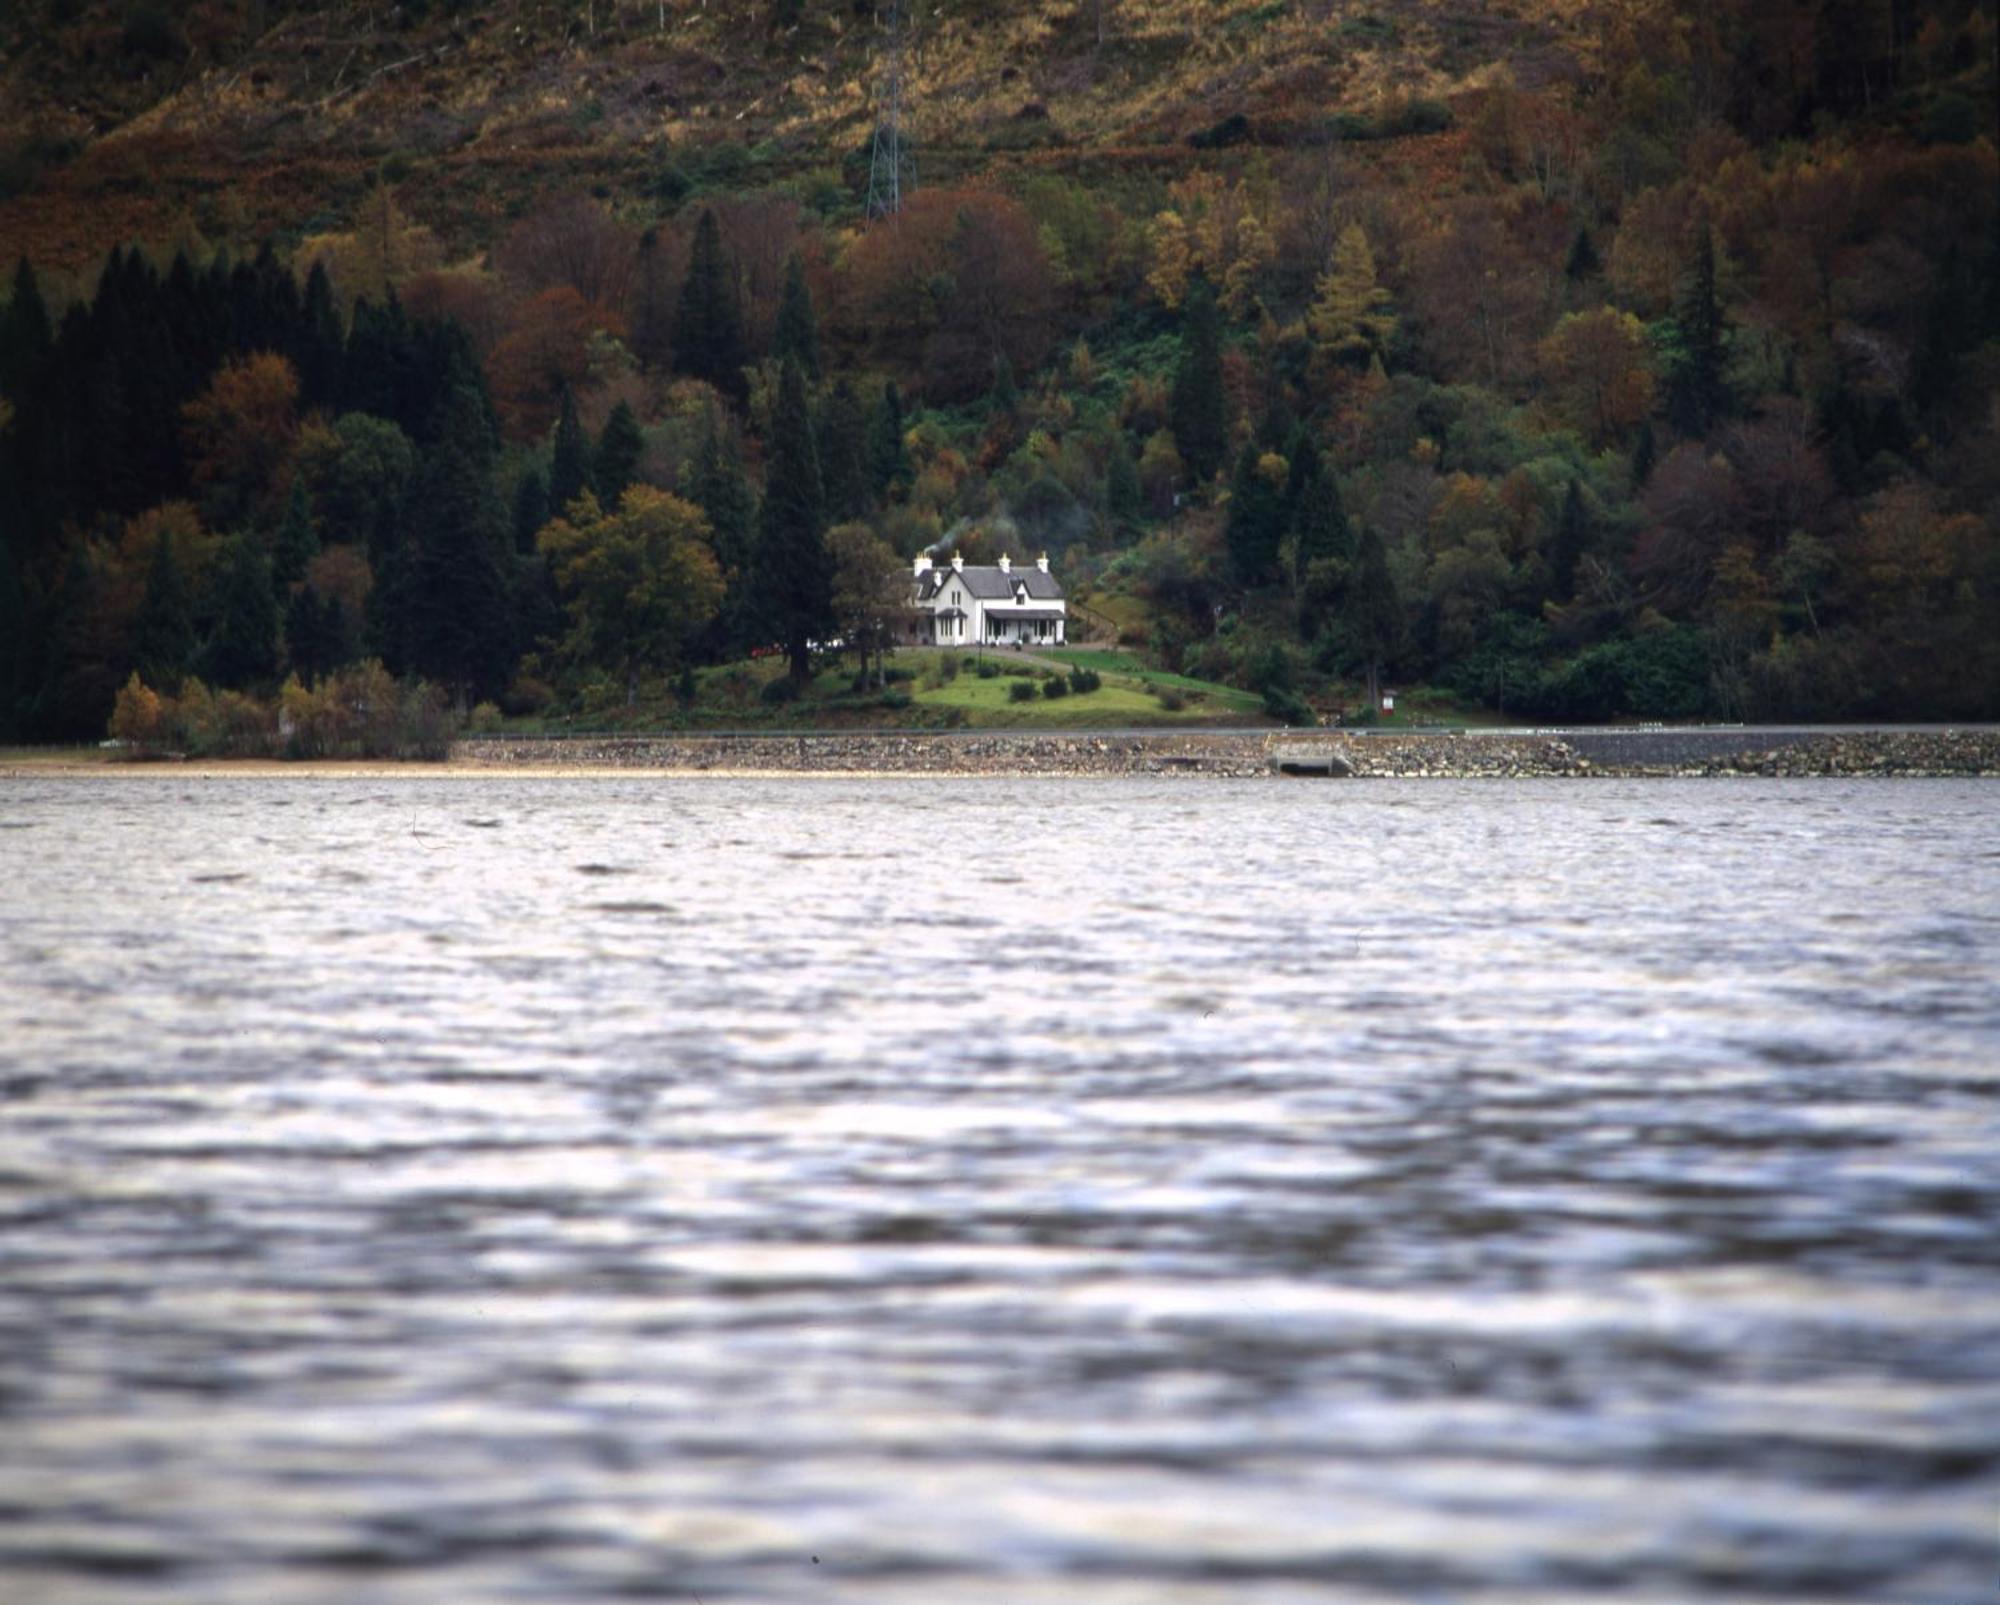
816;379;870;522
548;384;595;517
1225;444;1284;586
1291;457;1351;578
0;522;27;738
296;260;344;410
1308;224;1396;370
673;208;747;403
754;357;831;683
133;532;195;692
1629;418;1657;490
0;258;53;398
1565;226;1601;282
512;467;550;554
1548;479;1590;603
1104;431;1142;528
204;534;281;688
1169;278;1228;483
771;249;820;381
594;401;646;509
1344;522;1400;712
867;380;912;501
1665;222;1729;438
271;479;319;590
405;380;517;701
687;410;758;657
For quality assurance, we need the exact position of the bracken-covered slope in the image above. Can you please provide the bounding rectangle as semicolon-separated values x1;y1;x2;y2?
1;0;1578;268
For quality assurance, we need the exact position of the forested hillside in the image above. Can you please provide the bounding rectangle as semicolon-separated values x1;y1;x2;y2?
2;0;1995;742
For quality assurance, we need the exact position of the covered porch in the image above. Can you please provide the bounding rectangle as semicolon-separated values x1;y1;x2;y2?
986;609;1065;645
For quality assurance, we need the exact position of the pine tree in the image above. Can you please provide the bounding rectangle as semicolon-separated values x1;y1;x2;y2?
1629;419;1657;490
1909;241;1969;431
594;401;645;509
0;521;25;739
405;381;518;701
771;248;820;381
548;384;595;516
513;467;550;554
1;257;53;397
296;260;345;410
754;357;831;683
867;380;912;501
271;479;319;590
283;586;334;681
1564;226;1601;282
204;534;281;688
1548;479;1589;604
1345;522;1400;712
1170;278;1228;484
1292;458;1351;578
628;228;677;371
1104;431;1142;527
134;532;196;691
815;379;870;522
673;208;747;403
1225;444;1283;586
1666;222;1729;438
687;411;758;657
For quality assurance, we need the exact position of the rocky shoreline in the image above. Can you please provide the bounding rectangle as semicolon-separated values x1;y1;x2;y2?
456;728;2000;779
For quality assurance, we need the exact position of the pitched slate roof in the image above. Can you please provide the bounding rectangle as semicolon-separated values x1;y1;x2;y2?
951;566;1064;600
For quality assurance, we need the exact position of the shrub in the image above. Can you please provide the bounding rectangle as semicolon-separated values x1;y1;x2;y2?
1920;94;1980;146
976;661;1001;679
1155;687;1187;712
121;5;183;59
1263;687;1317;727
108;674;168;751
878;688;913;710
1042;676;1069;699
1067;666;1102;694
1008;679;1038;702
940;654;960;682
1246;641;1302;696
760;676;803;704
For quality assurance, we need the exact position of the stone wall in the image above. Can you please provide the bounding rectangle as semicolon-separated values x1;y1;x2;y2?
457;729;2000;778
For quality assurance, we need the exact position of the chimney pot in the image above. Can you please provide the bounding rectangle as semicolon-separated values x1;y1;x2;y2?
1037;553;1050;573
998;553;1011;573
913;554;933;577
951;553;965;572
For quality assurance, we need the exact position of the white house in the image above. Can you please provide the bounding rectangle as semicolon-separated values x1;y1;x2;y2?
908;552;1067;647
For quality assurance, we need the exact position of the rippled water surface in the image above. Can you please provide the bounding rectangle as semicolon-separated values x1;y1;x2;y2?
2;775;1997;1603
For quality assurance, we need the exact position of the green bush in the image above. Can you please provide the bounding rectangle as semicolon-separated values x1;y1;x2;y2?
1155;687;1187;712
976;661;1001;679
1067;666;1102;694
760;676;803;704
1263;688;1317;727
1042;676;1069;699
1008;679;1038;702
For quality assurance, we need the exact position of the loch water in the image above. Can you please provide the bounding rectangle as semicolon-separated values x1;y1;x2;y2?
1;774;1996;1603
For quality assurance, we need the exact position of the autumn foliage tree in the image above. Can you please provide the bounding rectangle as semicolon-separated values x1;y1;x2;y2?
539;486;724;704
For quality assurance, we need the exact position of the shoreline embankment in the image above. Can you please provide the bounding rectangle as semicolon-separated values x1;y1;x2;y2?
453;727;2000;778
6;727;1996;779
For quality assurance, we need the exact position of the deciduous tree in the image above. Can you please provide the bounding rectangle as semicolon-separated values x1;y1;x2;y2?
540;486;723;704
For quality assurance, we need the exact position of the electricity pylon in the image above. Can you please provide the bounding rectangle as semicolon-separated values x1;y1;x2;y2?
865;0;911;220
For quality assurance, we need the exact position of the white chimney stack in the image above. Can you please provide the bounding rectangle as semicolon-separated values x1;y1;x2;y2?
1037;553;1050;573
913;554;932;577
951;553;965;573
998;553;1011;573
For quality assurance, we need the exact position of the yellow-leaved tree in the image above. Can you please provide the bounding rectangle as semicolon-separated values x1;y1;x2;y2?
1145;173;1276;315
1308;223;1397;374
539;486;724;706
